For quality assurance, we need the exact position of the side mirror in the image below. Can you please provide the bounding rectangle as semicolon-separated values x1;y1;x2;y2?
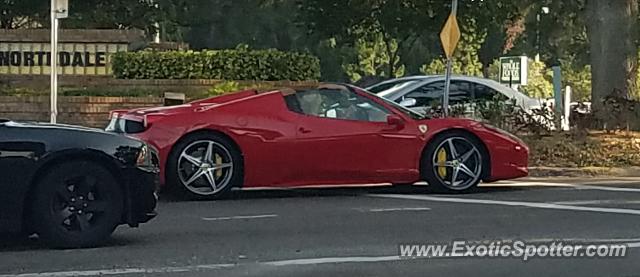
386;114;405;129
399;97;417;107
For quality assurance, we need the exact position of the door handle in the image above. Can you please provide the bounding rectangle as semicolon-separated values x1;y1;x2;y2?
298;127;312;134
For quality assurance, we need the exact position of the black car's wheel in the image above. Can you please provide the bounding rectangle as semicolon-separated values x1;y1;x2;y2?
167;133;243;200
422;131;485;193
31;161;124;248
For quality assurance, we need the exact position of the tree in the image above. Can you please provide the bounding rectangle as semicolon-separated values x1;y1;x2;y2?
421;17;484;77
586;0;639;118
0;0;47;29
297;0;444;78
1;0;160;34
63;0;160;34
343;33;404;81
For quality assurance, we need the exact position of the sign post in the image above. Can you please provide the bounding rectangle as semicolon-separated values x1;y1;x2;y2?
50;0;68;124
439;0;460;117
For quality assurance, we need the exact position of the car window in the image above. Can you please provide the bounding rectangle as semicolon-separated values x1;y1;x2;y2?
449;81;472;104
474;83;507;101
403;81;472;108
285;89;391;122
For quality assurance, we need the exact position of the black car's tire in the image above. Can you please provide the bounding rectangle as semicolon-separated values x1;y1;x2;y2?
31;161;124;249
166;133;243;200
422;131;485;194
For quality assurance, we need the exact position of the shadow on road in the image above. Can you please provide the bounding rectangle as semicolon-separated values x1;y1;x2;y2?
160;184;531;203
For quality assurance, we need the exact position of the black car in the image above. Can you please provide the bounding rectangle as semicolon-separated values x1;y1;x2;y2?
0;120;158;248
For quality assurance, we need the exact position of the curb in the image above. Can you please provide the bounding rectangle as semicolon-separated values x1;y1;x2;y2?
529;167;640;178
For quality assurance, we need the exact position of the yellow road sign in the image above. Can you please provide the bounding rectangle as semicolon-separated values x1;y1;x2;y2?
440;14;460;59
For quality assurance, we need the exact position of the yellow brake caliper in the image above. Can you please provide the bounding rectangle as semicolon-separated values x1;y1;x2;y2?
215;154;223;178
437;148;448;178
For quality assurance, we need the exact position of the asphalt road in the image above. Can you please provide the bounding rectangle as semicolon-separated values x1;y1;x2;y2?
2;178;640;277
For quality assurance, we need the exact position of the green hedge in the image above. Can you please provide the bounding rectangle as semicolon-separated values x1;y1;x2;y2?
112;49;321;81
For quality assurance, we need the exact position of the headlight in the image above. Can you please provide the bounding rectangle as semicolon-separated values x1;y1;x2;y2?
136;144;159;172
136;145;150;166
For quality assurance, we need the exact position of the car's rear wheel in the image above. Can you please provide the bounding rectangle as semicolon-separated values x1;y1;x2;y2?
31;161;123;248
422;132;484;193
167;133;242;200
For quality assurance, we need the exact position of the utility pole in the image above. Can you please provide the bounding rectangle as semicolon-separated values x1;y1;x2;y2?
50;0;68;124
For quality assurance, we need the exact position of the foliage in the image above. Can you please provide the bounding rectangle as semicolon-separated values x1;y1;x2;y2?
0;0;47;29
561;59;591;102
64;0;160;35
296;0;444;79
420;18;485;77
525;133;640;167
207;81;241;96
520;60;553;99
597;95;640;132
343;33;405;82
1;0;159;34
112;48;321;81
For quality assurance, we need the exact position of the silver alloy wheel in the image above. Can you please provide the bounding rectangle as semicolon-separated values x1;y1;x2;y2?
432;137;482;190
178;140;234;196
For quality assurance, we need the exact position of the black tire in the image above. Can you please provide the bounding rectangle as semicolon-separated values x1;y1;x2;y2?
421;131;486;194
31;161;124;248
166;132;243;200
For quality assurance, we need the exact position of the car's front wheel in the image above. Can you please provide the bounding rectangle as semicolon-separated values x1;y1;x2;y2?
422;132;485;193
167;133;243;200
30;161;124;248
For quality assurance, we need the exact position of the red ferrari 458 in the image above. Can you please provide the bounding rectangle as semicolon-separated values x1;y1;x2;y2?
107;84;528;199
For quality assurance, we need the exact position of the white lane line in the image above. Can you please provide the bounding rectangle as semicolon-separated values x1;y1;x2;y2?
552;200;640;205
481;182;640;193
524;237;640;244
571;185;640;193
480;182;571;188
201;214;278;221
369;194;640;216
263;255;401;266
367;207;431;213
0;264;235;277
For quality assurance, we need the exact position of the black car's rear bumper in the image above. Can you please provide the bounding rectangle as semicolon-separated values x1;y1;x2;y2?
123;167;158;227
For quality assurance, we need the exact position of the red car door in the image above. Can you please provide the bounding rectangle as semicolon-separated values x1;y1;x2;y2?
285;88;420;185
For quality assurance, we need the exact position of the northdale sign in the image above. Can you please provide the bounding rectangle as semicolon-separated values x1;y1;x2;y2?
0;50;107;67
0;29;145;76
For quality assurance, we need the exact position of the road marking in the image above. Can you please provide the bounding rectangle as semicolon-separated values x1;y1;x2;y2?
201;214;278;221
552;200;640;205
481;181;640;193
369;194;640;216
524;237;640;245
0;264;235;277
570;185;640;193
263;255;402;266
480;182;571;188
367;207;431;213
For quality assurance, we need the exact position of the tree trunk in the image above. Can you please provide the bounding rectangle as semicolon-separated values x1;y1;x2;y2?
586;0;638;121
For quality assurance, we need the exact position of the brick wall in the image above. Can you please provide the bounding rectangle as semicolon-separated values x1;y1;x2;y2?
0;75;319;98
0;96;163;128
